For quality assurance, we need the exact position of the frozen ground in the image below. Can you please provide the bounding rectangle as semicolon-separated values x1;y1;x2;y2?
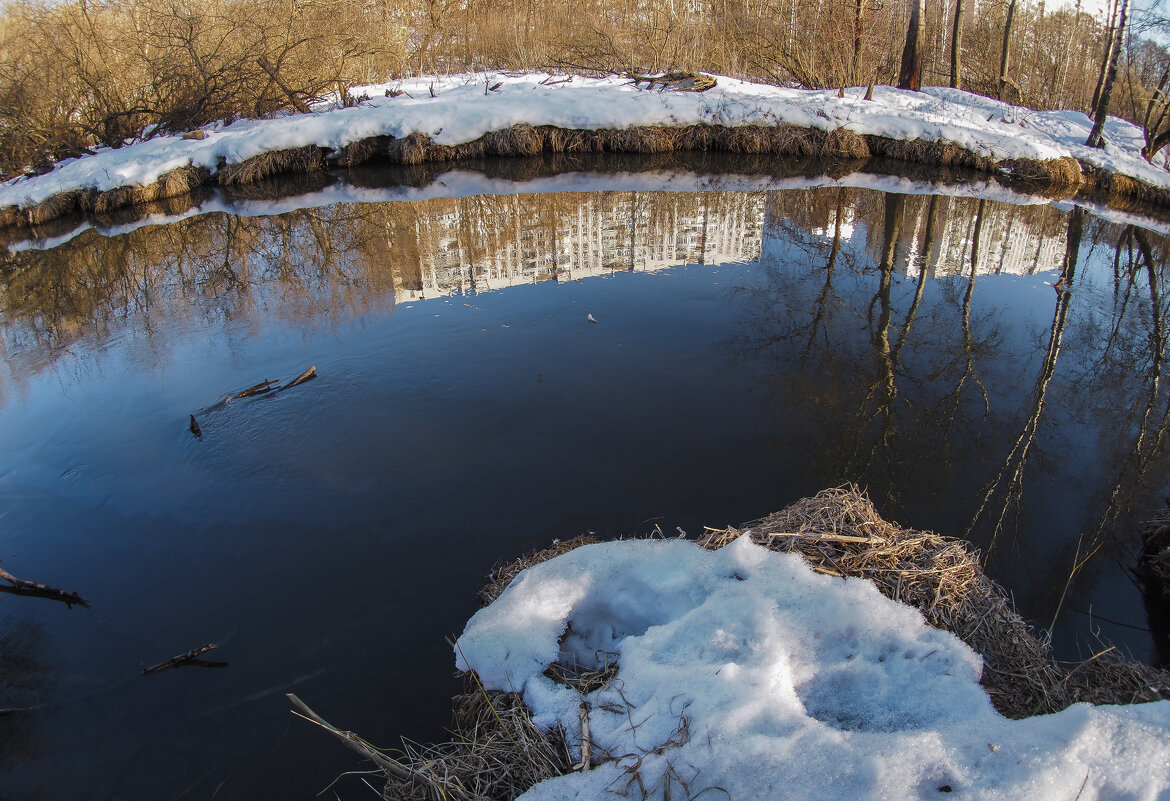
455;537;1170;801
1;72;1168;213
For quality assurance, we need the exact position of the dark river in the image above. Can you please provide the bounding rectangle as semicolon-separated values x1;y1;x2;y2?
1;158;1168;799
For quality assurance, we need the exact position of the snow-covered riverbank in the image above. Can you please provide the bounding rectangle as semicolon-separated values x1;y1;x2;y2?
2;72;1169;231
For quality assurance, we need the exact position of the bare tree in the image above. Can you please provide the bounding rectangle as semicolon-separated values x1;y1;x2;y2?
898;0;926;90
1087;0;1130;147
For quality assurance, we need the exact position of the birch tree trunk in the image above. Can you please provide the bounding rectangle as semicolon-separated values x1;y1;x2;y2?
1087;0;1129;148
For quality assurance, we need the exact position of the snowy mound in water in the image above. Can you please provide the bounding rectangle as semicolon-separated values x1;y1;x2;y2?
455;537;1170;800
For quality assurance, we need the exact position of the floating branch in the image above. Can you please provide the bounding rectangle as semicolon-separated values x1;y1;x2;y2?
276;365;316;391
191;367;318;431
143;643;228;674
230;378;279;400
0;566;90;608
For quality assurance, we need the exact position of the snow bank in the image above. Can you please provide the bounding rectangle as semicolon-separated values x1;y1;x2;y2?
455;537;1170;800
2;72;1169;214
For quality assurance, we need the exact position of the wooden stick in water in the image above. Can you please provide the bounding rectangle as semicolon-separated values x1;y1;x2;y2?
143;643;228;674
0;566;90;608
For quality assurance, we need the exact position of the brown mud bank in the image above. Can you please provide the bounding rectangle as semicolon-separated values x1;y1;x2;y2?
1;123;1166;238
299;487;1169;801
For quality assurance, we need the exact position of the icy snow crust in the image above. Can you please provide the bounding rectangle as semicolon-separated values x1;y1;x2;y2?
2;73;1169;213
455;537;1170;800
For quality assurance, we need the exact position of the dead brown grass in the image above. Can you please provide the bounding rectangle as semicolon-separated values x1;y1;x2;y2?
217;145;327;186
697;486;1169;718
994;156;1083;198
379;681;575;801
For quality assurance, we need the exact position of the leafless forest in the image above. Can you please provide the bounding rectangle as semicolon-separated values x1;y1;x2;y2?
0;0;1167;179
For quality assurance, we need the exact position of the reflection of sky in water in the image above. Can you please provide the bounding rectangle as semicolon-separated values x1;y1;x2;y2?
0;185;1167;799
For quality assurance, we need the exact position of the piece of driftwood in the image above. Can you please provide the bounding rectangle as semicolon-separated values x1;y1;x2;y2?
230;378;279;400
0;566;90;608
277;365;316;391
193;367;317;426
143;643;228;674
627;71;717;92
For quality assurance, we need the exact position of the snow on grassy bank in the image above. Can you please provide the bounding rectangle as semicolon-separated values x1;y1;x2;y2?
455;535;1170;800
1;72;1169;227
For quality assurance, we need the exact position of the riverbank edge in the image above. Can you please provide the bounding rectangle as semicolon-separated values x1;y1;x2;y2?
314;487;1170;801
0;122;1163;236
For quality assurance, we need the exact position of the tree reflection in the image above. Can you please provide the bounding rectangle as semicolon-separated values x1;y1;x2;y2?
0;618;55;770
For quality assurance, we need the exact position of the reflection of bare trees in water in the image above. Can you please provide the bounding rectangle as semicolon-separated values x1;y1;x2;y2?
0;618;55;769
1087;227;1170;550
0;190;770;393
968;206;1085;556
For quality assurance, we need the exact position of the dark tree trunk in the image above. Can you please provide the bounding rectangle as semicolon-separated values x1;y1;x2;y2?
950;0;964;89
898;0;925;91
998;0;1018;99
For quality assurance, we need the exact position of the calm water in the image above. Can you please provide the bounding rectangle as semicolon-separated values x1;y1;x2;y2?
1;166;1169;799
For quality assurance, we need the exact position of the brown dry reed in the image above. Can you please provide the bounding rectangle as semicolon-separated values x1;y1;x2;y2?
298;486;1169;801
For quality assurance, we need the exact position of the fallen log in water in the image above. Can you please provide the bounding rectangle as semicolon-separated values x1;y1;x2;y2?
0;566;90;608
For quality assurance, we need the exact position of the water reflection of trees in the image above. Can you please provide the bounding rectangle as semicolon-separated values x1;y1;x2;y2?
0;618;55;770
741;188;1170;642
0;189;766;385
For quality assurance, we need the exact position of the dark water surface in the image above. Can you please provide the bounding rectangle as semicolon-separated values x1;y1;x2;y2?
2;165;1169;799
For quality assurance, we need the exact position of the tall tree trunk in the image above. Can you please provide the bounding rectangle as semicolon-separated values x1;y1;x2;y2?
898;0;926;91
1087;0;1129;148
1091;0;1121;115
998;0;1018;100
853;0;864;85
950;0;964;89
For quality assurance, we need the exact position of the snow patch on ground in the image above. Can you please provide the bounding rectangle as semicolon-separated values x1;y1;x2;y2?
455;537;1170;800
2;73;1169;213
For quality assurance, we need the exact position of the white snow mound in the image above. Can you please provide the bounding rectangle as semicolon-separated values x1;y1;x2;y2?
455;537;1170;800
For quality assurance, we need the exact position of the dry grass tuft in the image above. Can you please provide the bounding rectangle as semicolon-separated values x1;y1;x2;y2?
160;163;211;198
380;681;574;801
336;136;395;168
867;136;994;171
217;144;326;186
478;535;601;606
698;486;1170;718
997;156;1082;197
24;189;86;226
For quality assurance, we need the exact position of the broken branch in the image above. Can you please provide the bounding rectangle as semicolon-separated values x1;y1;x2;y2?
0;566;90;608
143;643;227;674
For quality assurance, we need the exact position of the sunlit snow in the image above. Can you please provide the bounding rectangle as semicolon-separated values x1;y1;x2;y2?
455;537;1170;800
2;73;1167;214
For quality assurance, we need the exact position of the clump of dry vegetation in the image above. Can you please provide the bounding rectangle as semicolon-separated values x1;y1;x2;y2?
698;486;1169;718
292;487;1170;800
